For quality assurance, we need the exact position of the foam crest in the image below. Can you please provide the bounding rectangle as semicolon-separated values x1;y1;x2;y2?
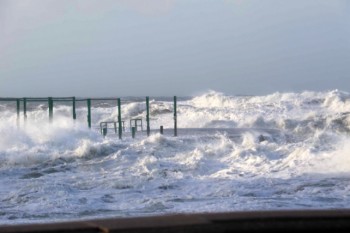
191;90;237;108
123;102;147;118
0;113;108;167
2;91;350;224
323;90;350;112
179;90;350;134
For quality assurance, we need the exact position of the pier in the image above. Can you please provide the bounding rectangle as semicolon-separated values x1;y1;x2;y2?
0;96;178;138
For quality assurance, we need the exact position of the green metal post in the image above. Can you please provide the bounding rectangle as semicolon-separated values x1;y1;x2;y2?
103;127;107;138
174;96;177;137
132;127;136;139
87;99;91;129
114;122;117;134
23;98;27;122
48;97;53;122
146;96;150;136
118;98;122;139
72;97;76;120
16;99;20;126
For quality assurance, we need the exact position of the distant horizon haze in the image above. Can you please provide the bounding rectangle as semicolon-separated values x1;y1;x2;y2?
1;0;350;97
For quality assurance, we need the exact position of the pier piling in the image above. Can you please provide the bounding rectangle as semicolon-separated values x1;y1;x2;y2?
48;97;53;122
118;98;122;139
132;127;136;138
146;96;150;137
23;98;27;121
16;99;20;126
87;99;91;128
102;127;107;138
174;96;177;137
72;97;76;120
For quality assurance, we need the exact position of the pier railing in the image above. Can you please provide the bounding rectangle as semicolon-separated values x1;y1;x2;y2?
0;96;178;139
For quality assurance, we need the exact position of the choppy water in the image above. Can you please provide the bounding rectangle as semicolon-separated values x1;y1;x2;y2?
1;90;350;225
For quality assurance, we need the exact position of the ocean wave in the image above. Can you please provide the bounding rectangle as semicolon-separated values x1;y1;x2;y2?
1;90;350;224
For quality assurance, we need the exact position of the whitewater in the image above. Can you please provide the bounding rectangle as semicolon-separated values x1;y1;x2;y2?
1;90;350;225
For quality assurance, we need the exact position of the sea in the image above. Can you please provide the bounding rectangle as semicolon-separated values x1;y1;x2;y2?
1;90;350;225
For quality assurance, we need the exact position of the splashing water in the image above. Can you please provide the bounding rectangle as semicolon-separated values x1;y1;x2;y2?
1;90;350;224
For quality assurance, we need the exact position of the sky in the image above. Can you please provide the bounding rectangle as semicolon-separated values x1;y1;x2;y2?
0;0;350;97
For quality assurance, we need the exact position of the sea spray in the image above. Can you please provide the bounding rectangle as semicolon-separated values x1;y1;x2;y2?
1;90;350;224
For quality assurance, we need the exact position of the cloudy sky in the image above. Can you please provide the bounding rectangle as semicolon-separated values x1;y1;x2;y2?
0;0;349;97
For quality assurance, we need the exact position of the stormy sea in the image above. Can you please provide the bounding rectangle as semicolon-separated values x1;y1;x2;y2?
1;90;350;225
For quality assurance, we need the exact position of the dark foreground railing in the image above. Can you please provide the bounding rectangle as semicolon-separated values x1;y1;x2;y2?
1;209;350;233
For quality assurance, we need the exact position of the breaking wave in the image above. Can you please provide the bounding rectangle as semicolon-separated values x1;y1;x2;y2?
1;90;350;224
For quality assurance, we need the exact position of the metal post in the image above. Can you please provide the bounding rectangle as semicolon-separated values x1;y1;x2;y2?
118;98;122;140
23;98;27;122
114;122;117;134
132;127;136;139
72;97;76;120
48;97;53;122
16;99;20;126
174;96;177;137
102;126;107;138
160;126;163;135
87;99;91;129
146;96;150;136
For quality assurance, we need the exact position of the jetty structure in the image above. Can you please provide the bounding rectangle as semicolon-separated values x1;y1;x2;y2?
0;96;178;139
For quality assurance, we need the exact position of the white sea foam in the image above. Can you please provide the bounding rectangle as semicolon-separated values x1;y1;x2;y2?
1;90;350;224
